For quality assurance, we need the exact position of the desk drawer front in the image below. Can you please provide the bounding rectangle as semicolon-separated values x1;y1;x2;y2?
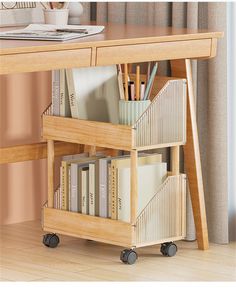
96;39;211;65
1;48;92;74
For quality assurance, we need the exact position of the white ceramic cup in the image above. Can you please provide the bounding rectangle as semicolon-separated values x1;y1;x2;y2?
44;9;69;25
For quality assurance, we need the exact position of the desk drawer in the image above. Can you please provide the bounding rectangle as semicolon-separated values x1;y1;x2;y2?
0;48;92;74
96;39;212;65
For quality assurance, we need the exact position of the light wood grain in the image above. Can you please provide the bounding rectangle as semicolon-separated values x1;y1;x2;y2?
171;146;180;175
0;23;223;56
96;39;212;66
43;115;133;151
1;220;235;281
0;141;82;164
0;48;92;74
0;23;223;74
184;59;209;250
43;207;133;247
210;38;218;58
171;59;209;250
47;140;54;209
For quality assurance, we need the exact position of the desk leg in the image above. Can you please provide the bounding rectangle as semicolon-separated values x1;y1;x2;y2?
171;59;209;250
47;140;54;208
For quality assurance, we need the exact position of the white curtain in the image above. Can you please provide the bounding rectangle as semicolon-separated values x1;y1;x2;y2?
227;2;236;241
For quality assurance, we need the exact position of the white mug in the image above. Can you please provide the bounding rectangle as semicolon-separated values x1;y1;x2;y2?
44;9;69;25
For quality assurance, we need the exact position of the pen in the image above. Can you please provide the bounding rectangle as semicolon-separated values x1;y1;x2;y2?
140;82;145;100
143;62;158;100
136;65;140;100
130;81;135;101
56;29;88;34
124;64;129;101
146;61;151;84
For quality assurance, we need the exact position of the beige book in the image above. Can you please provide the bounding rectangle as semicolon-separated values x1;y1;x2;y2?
66;65;120;123
110;153;162;219
65;68;79;118
60;69;71;117
117;162;167;223
81;167;89;215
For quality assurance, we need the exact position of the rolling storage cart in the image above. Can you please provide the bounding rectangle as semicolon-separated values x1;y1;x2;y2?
41;75;187;264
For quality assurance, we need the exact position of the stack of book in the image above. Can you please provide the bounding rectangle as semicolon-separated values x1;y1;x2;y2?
51;66;120;123
54;152;167;223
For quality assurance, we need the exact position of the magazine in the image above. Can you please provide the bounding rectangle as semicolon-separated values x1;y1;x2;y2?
0;24;105;41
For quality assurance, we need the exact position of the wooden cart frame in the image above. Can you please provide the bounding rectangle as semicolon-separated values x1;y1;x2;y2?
0;23;223;257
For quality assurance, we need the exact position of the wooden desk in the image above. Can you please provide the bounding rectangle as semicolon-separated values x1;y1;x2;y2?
0;23;223;250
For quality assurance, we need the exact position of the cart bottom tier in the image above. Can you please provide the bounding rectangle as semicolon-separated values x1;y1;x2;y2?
42;174;186;248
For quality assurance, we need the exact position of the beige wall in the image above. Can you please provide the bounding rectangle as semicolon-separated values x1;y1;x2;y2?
0;72;51;225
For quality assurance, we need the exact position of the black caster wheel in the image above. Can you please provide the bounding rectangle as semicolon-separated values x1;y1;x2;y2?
120;249;138;265
43;233;60;248
160;242;177;257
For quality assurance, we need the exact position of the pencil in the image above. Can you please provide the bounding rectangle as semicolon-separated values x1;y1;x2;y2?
146;62;151;84
136;65;140;100
143;62;158;100
124;64;129;101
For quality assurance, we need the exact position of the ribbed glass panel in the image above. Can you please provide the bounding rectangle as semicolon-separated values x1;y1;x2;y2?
134;80;187;148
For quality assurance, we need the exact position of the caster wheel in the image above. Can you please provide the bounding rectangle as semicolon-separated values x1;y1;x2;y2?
160;242;177;257
120;249;138;265
43;233;60;248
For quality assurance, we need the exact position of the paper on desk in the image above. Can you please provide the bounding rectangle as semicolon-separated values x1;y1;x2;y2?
0;24;105;41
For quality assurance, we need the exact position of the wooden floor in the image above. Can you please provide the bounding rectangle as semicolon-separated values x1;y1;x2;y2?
0;220;235;282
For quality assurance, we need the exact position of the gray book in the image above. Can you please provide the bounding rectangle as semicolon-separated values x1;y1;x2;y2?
81;167;89;215
70;163;80;212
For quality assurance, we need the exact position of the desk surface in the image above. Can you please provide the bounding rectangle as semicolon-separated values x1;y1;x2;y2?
0;23;223;74
0;22;223;55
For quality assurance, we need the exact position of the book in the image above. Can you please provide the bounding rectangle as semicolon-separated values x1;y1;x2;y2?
65;68;79;118
81;167;89;215
52;70;60;116
89;163;95;216
117;65;125;100
60;155;99;211
70;162;80;212
0;24;105;41
117;162;167;223
110;153;162;219
59;69;71;117
65;65;120;123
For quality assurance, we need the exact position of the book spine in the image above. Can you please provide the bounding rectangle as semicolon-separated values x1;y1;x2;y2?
59;166;62;209
61;161;68;210
81;169;89;214
89;163;95;216
99;160;107;218
70;163;79;212
108;164;112;218
111;161;117;219
65;69;79;118
59;69;65;116
52;70;60;116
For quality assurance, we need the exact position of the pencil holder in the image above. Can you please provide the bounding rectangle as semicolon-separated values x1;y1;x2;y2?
44;9;69;25
119;100;151;126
